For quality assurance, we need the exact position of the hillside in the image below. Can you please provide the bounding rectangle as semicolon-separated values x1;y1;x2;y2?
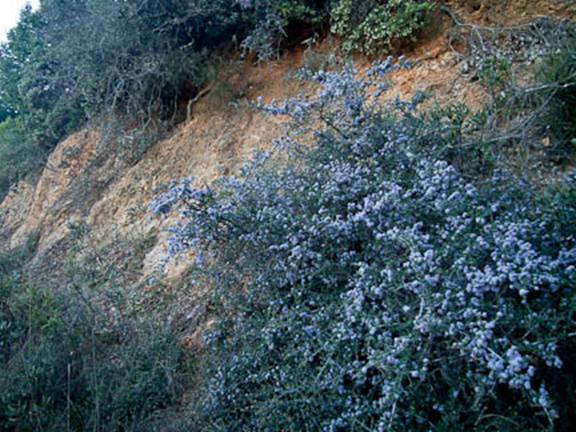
1;1;575;431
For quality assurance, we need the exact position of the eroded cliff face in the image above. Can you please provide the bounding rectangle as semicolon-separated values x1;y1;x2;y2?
0;0;572;289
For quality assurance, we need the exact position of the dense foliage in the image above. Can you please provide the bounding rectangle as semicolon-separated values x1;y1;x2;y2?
155;61;576;430
0;240;185;431
537;26;576;161
331;0;433;54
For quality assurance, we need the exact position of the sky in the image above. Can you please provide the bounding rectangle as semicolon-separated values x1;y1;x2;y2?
0;0;40;42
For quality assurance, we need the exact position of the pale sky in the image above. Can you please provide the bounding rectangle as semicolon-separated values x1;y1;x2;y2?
0;0;40;42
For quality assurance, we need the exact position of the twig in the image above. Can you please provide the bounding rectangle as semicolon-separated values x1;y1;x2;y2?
186;82;215;122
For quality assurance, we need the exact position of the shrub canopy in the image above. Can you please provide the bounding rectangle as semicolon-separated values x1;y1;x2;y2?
155;61;576;431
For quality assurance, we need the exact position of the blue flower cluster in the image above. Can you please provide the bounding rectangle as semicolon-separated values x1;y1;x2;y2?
155;60;576;430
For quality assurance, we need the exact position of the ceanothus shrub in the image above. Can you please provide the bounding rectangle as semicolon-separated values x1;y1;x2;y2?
153;60;576;431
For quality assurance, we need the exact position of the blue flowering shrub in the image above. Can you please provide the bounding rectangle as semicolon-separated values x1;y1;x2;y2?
154;60;576;430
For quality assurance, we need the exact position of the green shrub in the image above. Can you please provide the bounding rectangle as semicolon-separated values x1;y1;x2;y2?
0;265;185;431
0;118;46;200
331;0;434;54
537;27;576;161
237;0;327;61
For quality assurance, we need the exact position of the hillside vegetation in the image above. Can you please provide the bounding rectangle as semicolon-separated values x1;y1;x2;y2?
0;0;435;198
1;1;576;431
